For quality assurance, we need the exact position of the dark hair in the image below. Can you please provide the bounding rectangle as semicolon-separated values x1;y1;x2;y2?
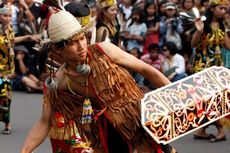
64;1;90;17
226;9;230;15
128;6;145;27
131;6;144;17
130;0;138;5
204;6;225;34
181;0;195;9
200;0;209;6
0;4;4;9
53;40;69;49
129;47;142;58
148;43;159;52
163;41;178;55
96;4;118;24
144;2;157;16
157;0;168;16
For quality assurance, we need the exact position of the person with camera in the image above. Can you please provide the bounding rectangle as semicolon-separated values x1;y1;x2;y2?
159;2;183;52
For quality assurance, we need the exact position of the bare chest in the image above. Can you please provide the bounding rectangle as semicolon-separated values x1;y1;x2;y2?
60;74;96;98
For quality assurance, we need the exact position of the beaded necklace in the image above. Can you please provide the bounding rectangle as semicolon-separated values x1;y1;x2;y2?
66;57;93;124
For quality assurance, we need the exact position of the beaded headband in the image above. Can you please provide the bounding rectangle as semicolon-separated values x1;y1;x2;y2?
209;0;228;6
98;0;117;9
0;4;11;15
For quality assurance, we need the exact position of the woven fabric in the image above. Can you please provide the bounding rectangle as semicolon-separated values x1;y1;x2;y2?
48;11;83;43
221;47;230;69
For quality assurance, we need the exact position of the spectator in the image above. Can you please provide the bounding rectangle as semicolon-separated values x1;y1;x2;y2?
191;0;230;142
20;10;176;153
162;41;187;82
180;0;196;57
159;2;183;51
17;0;49;78
124;6;147;52
64;1;97;44
143;1;160;54
129;47;144;86
18;0;47;35
118;0;136;22
141;43;164;89
12;45;43;93
0;3;15;135
197;0;210;15
6;0;20;36
221;8;230;69
141;43;164;72
96;0;121;46
158;0;169;20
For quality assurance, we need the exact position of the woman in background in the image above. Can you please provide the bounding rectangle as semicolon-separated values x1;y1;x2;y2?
124;6;147;53
96;0;120;46
191;0;230;142
0;4;15;135
143;1;160;54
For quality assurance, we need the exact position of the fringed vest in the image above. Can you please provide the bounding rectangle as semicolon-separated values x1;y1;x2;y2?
88;44;144;141
49;44;144;143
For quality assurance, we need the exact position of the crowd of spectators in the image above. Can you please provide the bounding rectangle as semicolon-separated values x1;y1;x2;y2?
1;0;230;93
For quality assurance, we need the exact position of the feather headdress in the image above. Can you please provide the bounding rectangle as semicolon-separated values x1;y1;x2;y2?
43;0;65;10
179;7;207;33
209;0;228;6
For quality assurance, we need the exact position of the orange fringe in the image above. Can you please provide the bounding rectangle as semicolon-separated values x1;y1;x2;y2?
220;117;230;130
88;45;144;141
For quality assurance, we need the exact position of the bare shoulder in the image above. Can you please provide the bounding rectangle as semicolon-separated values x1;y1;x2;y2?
98;42;123;53
97;42;122;60
97;26;108;33
96;27;109;42
55;64;67;89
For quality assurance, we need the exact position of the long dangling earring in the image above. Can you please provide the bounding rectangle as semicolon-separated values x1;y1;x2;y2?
76;63;91;75
76;59;91;75
81;57;93;124
45;49;58;92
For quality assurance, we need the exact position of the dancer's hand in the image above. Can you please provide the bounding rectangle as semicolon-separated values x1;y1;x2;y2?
194;18;204;33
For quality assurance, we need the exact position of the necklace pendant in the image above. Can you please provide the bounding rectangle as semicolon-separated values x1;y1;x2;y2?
81;98;93;124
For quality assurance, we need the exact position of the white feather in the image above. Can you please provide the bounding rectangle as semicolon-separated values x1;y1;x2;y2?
201;16;207;21
192;7;200;18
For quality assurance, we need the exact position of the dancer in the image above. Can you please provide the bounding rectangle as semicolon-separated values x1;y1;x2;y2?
0;1;40;135
20;8;177;153
0;3;15;135
191;0;230;142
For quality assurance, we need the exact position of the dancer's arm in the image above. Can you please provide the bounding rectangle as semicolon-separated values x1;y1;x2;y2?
20;95;51;153
99;42;171;87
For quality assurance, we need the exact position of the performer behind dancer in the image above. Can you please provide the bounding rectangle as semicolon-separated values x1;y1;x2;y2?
191;0;230;142
20;4;177;153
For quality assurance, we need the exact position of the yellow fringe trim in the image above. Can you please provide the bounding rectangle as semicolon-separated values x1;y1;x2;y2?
48;123;78;140
219;117;230;129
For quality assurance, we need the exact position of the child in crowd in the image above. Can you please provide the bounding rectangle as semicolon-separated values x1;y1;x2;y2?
12;45;43;93
0;3;15;135
129;47;145;87
159;2;183;51
124;6;147;52
141;43;164;89
162;41;187;82
143;1;160;54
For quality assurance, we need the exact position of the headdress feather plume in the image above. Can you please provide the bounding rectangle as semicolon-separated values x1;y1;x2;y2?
43;0;65;10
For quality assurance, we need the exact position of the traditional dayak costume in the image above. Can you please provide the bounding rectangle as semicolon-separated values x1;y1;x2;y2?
193;27;225;73
193;0;228;73
0;4;15;133
43;1;169;151
192;0;230;134
96;0;120;45
46;43;167;153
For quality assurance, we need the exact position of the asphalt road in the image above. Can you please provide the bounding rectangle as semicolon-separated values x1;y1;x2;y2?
0;91;229;153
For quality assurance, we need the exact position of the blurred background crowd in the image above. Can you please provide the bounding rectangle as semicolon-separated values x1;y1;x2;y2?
0;0;229;92
0;0;229;140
